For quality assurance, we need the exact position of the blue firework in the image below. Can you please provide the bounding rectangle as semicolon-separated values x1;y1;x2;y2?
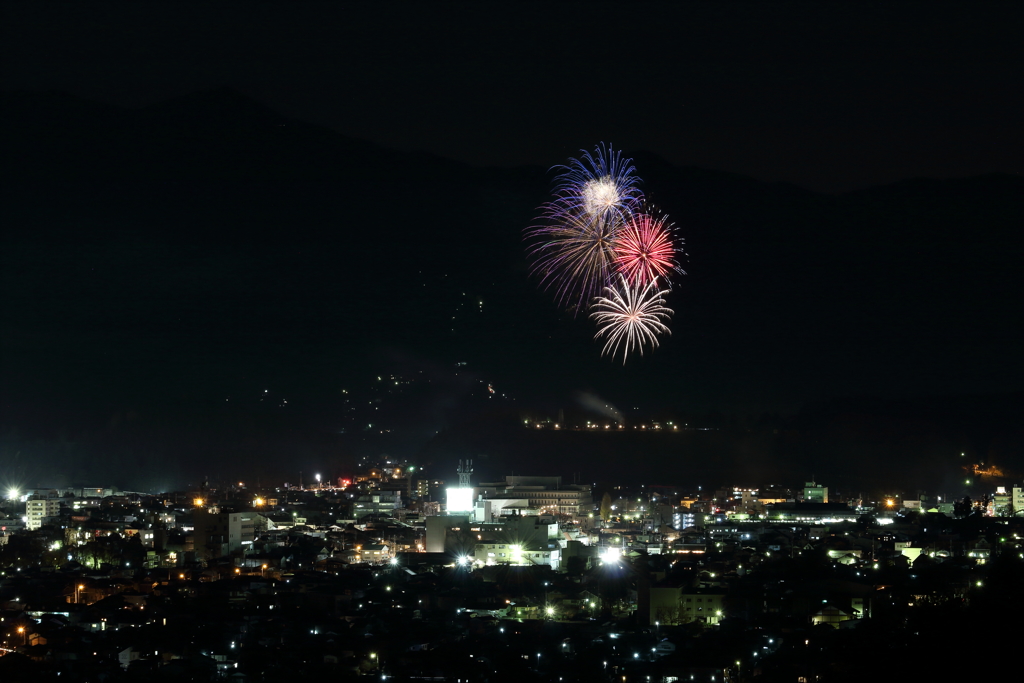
551;142;643;223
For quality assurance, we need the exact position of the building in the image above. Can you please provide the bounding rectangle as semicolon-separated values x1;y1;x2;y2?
192;508;257;559
351;490;403;519
803;481;829;503
767;502;858;523
26;498;61;530
476;476;593;519
680;588;727;625
425;511;560;561
425;514;470;553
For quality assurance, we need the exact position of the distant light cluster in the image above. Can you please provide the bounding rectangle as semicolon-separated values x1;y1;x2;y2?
525;144;684;361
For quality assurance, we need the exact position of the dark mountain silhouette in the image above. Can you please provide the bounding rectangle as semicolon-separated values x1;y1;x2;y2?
1;89;1021;492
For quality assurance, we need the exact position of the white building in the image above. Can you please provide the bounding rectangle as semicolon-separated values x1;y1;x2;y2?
476;476;593;519
26;498;61;530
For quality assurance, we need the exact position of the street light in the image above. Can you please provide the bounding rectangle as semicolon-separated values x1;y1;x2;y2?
76;584;84;604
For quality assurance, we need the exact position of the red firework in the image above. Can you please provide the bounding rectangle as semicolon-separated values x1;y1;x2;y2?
613;213;678;287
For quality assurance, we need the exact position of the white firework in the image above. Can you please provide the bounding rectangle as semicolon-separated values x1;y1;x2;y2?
591;276;673;363
551;143;643;223
581;176;622;218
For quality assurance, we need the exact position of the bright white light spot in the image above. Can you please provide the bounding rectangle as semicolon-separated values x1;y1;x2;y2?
582;176;620;216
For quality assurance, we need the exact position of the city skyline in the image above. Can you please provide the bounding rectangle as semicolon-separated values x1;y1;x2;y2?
1;5;1021;679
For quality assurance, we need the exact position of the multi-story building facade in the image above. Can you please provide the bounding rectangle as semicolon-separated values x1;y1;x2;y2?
26;498;61;530
193;508;257;559
476;476;593;519
352;490;403;519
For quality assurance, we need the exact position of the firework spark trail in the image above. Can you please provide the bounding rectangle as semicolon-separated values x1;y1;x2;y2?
591;276;673;363
614;211;681;287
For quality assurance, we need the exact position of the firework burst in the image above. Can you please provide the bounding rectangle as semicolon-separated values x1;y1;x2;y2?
613;211;682;287
551;143;643;221
526;210;621;312
526;144;644;312
591;276;673;363
526;143;686;359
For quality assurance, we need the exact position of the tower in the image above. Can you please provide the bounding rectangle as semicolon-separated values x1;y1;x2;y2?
447;460;474;514
458;459;473;488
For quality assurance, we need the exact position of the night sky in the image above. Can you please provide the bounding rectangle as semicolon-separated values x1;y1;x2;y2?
2;3;1022;491
4;3;1022;192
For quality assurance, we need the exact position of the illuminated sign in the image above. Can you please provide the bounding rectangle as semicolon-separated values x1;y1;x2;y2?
446;487;474;513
